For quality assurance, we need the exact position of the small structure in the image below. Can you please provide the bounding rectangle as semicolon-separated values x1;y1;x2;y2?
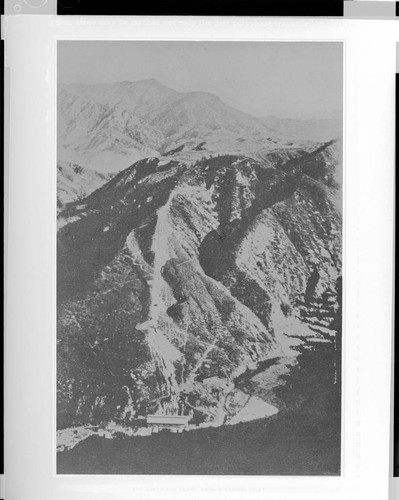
146;414;189;433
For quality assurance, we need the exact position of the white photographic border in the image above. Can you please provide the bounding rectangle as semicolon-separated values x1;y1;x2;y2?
3;15;396;500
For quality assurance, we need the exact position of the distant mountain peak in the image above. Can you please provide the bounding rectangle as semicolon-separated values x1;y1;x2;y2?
58;79;313;182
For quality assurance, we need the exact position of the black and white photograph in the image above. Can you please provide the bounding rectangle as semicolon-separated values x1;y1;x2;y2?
56;41;343;475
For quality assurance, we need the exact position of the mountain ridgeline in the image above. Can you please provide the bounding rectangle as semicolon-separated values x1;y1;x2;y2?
57;79;341;208
57;135;342;430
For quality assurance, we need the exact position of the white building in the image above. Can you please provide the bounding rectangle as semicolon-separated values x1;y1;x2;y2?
146;415;189;433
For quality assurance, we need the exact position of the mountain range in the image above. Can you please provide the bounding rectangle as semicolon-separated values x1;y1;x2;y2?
57;79;342;459
58;79;341;209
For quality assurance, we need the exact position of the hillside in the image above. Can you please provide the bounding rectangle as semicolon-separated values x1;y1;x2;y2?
57;161;113;211
57;79;296;198
57;140;342;437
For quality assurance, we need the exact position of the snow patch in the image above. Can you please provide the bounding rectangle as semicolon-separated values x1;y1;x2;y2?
57;422;152;452
228;396;278;425
136;194;182;397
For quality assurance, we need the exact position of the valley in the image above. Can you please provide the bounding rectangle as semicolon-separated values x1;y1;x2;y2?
57;78;342;474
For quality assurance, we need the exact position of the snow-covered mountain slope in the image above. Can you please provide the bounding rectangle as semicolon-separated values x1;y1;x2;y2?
64;79;181;122
58;86;163;173
57;161;113;211
144;89;277;146
58;80;287;171
58;79;315;202
57;140;342;432
62;79;276;139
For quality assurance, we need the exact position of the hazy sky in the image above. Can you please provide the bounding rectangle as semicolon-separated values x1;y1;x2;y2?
58;41;342;119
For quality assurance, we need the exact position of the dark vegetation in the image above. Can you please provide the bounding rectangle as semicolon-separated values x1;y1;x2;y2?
57;159;183;302
164;144;185;156
57;250;158;428
58;269;342;471
57;337;341;475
